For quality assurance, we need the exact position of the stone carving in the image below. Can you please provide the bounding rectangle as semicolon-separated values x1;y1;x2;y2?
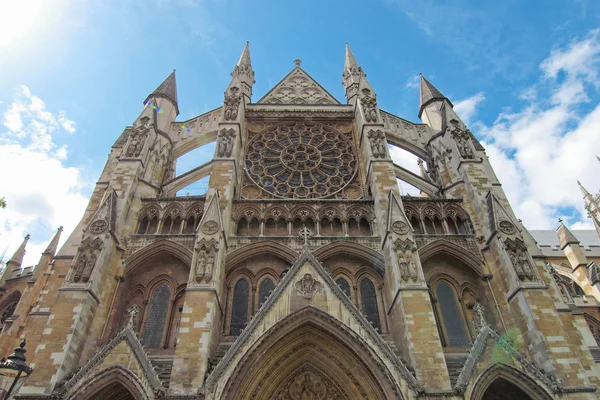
72;238;103;283
217;128;235;157
126;116;151;158
498;220;516;234
201;220;219;235
448;120;475;159
288;371;328;400
195;242;217;283
298;227;314;245
360;88;378;122
245;121;357;199
260;68;337;105
223;86;241;121
506;240;535;281
127;305;140;330
89;220;108;234
392;221;409;235
395;239;418;282
295;273;321;298
367;129;386;158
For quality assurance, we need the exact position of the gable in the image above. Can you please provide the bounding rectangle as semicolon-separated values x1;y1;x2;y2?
204;249;422;398
257;67;341;105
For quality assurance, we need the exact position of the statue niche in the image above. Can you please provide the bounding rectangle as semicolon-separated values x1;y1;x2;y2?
72;237;103;283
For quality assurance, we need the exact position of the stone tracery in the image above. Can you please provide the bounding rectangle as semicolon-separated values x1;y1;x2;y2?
245;121;357;199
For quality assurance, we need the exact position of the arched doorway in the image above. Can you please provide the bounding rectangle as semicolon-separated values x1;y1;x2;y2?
219;307;402;400
471;365;553;400
85;381;136;400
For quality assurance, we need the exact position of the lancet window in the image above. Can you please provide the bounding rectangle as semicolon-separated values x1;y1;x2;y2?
142;283;172;348
360;278;382;333
230;278;250;336
434;281;470;347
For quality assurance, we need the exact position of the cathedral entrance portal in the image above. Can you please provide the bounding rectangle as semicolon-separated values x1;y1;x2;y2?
220;307;401;400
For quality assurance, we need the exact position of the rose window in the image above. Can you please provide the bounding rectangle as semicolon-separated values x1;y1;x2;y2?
245;122;357;199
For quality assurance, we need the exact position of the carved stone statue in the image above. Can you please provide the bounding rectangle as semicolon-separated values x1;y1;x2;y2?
217;128;235;157
367;129;386;158
196;250;207;282
223;87;241;121
126;116;151;158
360;89;378;123
204;254;214;282
451;125;474;160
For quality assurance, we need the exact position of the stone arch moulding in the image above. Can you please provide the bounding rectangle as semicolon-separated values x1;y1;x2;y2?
468;363;553;400
172;126;219;159
124;239;193;275
212;306;405;400
225;240;298;271
313;241;385;274
161;159;213;196
418;239;484;276
64;365;151;400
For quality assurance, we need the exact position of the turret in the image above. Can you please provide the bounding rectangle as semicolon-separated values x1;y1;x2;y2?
33;226;63;281
143;70;179;133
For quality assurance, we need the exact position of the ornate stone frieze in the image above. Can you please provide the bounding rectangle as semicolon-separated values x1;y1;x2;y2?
223;86;241;121
367;129;387;159
217;128;235;158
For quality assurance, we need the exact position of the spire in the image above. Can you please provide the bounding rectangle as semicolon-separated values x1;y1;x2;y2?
419;74;452;117
237;41;251;68
557;222;580;250
43;226;63;255
344;43;359;71
6;234;30;269
145;70;178;112
578;180;594;202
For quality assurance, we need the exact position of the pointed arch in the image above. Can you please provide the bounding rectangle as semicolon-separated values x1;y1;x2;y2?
314;241;385;273
419;239;484;276
469;364;553;400
218;306;404;400
124;239;193;275
225;240;298;271
65;365;150;400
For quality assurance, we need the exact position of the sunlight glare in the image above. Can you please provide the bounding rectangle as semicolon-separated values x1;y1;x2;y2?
0;0;43;47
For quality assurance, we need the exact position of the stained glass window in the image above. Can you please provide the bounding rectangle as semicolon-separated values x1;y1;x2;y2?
336;278;351;299
142;283;171;348
436;282;469;346
258;278;275;309
360;278;381;332
230;279;249;336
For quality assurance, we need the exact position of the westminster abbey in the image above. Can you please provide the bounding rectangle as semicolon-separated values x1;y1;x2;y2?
0;43;599;399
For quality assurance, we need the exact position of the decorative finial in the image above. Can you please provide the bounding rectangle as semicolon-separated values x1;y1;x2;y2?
294;59;302;68
25;234;30;240
127;305;140;330
558;218;563;223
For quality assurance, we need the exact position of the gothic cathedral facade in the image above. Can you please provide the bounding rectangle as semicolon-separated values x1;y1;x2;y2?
0;44;600;399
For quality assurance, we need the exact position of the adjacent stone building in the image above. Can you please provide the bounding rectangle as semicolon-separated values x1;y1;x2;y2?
0;43;599;399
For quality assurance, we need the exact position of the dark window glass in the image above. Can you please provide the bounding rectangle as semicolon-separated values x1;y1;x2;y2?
258;278;275;309
574;283;585;296
138;217;148;234
142;283;171;348
360;278;381;332
230;279;249;336
336;278;351;298
436;282;469;346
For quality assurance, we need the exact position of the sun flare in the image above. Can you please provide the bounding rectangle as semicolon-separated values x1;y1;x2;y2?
0;0;43;47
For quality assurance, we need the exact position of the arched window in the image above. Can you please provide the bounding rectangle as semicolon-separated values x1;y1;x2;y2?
436;282;469;346
574;283;585;296
348;218;360;236
446;218;458;234
276;217;287;235
265;218;276;236
148;217;158;233
433;217;444;234
410;216;422;234
359;218;371;235
237;217;249;236
248;218;260;235
138;216;149;234
171;216;182;234
161;216;172;234
336;277;351;299
183;216;195;234
230;279;249;336
360;278;381;333
258;278;275;309
457;217;468;234
320;218;332;236
333;218;343;236
424;217;435;234
142;283;172;348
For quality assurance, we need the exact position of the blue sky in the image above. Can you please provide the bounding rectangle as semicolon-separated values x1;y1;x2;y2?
1;0;600;266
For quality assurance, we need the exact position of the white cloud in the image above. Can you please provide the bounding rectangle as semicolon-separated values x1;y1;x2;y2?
405;74;420;89
453;92;485;126
476;29;600;230
0;86;88;268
